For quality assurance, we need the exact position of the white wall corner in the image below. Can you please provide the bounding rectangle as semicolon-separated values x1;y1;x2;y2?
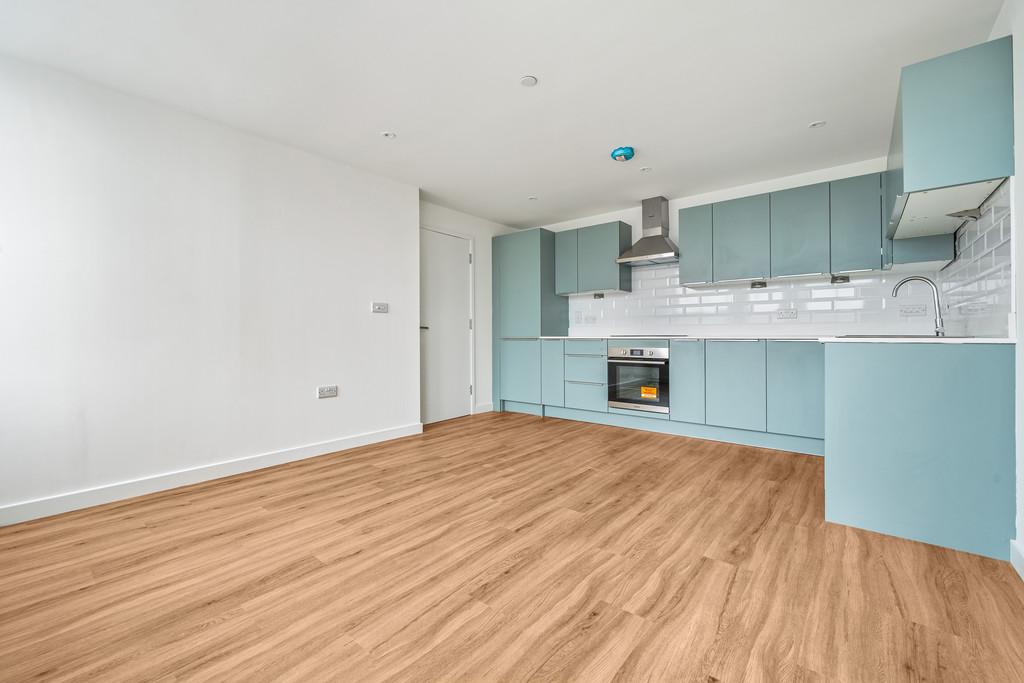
0;423;423;527
1012;538;1024;583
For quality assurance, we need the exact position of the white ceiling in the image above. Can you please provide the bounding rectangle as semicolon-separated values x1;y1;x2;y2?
0;0;1003;227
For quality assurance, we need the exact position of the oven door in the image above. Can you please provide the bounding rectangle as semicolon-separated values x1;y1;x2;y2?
607;357;670;413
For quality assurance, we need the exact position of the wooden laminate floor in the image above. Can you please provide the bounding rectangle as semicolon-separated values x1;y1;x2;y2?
2;412;1024;682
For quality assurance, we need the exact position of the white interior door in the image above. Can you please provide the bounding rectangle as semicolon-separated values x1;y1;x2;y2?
420;228;472;424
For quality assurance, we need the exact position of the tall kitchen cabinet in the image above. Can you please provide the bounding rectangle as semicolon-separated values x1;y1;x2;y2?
492;229;568;411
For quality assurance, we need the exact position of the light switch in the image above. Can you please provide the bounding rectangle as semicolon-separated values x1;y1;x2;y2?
371;302;389;314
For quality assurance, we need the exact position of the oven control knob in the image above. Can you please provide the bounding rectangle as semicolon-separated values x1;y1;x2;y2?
647;350;654;356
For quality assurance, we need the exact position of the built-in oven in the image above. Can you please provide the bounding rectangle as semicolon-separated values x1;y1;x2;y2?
607;346;670;414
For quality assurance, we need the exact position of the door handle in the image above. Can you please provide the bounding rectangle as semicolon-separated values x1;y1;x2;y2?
419;325;429;330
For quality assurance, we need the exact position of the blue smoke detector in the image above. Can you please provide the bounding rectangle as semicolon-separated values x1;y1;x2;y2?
610;146;635;162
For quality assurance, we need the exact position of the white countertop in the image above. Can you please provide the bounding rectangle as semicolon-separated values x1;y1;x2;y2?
534;335;1015;344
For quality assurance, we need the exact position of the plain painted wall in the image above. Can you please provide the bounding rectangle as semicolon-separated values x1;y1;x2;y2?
533;158;887;236
0;56;421;516
990;0;1024;577
419;200;514;412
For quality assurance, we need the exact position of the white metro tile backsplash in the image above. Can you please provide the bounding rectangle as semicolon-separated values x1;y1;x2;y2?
569;181;1012;338
569;268;942;337
936;180;1012;337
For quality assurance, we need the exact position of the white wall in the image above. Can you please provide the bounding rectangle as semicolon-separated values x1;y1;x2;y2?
535;158;887;234
419;201;513;412
0;56;422;523
990;1;1024;578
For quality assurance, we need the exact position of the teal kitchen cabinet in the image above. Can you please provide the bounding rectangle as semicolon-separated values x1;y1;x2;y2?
493;229;567;338
829;173;882;273
669;339;705;424
887;36;1013;239
770;183;830;278
564;339;607;356
824;342;1015;560
563;340;606;412
577;222;632;293
499;339;542;405
563;381;608;412
554;222;631;295
712;195;770;281
554;230;579;295
766;341;824;439
678;205;713;285
541;340;565;407
705;340;767;432
891;234;954;266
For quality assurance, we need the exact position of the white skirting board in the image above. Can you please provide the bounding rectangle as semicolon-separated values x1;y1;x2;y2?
0;423;423;526
474;402;494;413
1012;539;1024;583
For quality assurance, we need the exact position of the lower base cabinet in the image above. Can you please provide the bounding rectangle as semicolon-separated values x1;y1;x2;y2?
705;340;767;432
541;340;565;407
669;339;706;423
824;342;1014;559
564;380;607;412
499;339;541;404
766;341;824;438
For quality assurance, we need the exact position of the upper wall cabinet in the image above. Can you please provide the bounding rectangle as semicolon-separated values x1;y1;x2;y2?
678;205;713;285
770;183;830;278
555;221;631;295
554;230;579;295
829;173;882;273
712;195;770;281
887;36;1013;240
493;229;568;338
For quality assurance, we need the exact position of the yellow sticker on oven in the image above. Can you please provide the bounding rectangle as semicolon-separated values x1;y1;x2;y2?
640;386;658;400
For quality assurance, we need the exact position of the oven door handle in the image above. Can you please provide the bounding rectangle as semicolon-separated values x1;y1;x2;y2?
608;359;668;366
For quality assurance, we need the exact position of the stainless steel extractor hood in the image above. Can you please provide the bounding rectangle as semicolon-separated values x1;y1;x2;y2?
616;196;679;265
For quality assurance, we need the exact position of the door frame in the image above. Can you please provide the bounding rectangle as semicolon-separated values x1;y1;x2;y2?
420;225;477;417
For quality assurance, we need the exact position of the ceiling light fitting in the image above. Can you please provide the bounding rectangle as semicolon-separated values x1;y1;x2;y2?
520;75;539;87
808;120;827;129
527;195;538;201
639;166;652;173
380;131;397;139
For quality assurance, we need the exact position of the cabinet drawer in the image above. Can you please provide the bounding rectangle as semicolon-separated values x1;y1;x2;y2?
564;339;607;356
564;354;607;383
564;381;608;412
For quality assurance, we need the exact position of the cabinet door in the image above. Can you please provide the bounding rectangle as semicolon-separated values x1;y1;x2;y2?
892;233;954;265
770;183;830;278
577;222;631;293
830;174;882;273
712;195;770;281
554;230;579;295
766;341;824;438
541;340;565;406
705;340;766;432
495;231;541;338
669;339;705;424
499;339;541;404
678;205;713;285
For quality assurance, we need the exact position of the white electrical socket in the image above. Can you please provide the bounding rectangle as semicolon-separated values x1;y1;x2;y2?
899;304;928;317
371;302;389;314
777;309;798;320
574;311;583;323
317;385;338;399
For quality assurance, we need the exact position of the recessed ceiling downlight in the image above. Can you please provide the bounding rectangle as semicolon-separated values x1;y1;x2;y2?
639;166;652;173
808;120;827;129
380;131;397;139
520;75;539;87
527;195;539;201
